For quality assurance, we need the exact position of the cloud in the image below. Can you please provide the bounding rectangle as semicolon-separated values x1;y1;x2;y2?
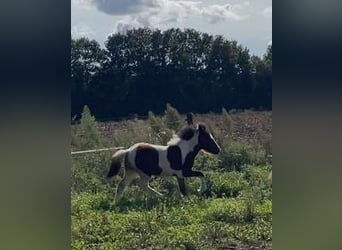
199;3;249;23
111;0;250;35
72;0;160;15
115;19;143;34
71;23;95;37
73;0;250;27
231;1;250;11
72;0;90;5
262;6;272;18
262;35;272;47
115;20;133;35
95;0;160;15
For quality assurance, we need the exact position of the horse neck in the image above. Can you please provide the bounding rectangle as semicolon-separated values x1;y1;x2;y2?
183;144;201;170
176;138;201;169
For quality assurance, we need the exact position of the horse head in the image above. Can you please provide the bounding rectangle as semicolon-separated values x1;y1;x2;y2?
196;123;221;154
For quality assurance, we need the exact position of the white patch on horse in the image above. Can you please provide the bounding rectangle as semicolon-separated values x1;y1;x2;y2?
127;144;138;167
178;131;199;165
167;131;199;165
155;145;183;177
167;134;181;146
210;133;215;140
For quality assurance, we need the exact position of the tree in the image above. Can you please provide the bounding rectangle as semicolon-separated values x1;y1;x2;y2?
250;44;272;109
70;28;272;119
71;38;106;117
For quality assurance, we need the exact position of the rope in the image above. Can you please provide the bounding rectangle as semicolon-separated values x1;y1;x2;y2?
71;147;125;155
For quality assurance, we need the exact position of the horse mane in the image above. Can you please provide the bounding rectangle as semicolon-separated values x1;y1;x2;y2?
167;126;197;145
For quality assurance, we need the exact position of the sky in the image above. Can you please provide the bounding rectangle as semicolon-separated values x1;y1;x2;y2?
71;0;272;57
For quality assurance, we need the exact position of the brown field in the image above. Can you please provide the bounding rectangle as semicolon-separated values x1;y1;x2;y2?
73;110;271;143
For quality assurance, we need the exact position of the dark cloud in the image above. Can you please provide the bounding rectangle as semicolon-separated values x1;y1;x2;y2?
92;0;158;15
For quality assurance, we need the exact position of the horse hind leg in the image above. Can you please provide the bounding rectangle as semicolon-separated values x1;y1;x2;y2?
137;174;163;196
197;177;207;195
114;169;137;204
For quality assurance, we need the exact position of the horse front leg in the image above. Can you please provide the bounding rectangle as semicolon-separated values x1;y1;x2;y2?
176;177;187;196
183;170;207;195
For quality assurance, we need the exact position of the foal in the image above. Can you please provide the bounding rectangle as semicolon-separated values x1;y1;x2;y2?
106;123;221;203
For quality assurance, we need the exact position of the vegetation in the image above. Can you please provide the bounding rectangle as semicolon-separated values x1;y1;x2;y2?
71;28;272;119
71;105;272;249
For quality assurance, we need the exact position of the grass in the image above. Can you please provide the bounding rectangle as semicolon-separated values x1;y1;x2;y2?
71;106;272;249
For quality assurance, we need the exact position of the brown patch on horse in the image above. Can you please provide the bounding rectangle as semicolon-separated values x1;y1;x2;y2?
135;144;162;176
107;160;121;178
167;146;182;170
177;126;195;140
182;144;201;171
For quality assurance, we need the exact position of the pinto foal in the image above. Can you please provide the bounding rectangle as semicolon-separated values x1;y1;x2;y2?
106;123;221;203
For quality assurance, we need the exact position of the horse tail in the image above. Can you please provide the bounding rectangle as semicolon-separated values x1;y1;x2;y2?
106;149;129;179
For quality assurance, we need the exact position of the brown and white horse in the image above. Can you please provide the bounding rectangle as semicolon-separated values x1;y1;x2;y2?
106;123;221;203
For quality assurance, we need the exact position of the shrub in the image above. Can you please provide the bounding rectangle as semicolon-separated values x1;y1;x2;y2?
239;165;272;221
260;131;272;162
164;103;182;132
147;111;163;134
195;152;223;171
205;199;246;223
79;105;102;150
222;108;233;136
148;111;174;145
242;165;272;201
111;119;153;147
219;140;267;171
205;171;248;198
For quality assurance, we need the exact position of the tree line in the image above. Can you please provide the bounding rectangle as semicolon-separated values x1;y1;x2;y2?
71;27;272;119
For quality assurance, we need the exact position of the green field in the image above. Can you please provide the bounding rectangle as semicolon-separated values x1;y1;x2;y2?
71;107;272;249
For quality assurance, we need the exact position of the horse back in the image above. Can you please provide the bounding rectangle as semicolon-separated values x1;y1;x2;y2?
129;143;163;176
127;143;185;177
